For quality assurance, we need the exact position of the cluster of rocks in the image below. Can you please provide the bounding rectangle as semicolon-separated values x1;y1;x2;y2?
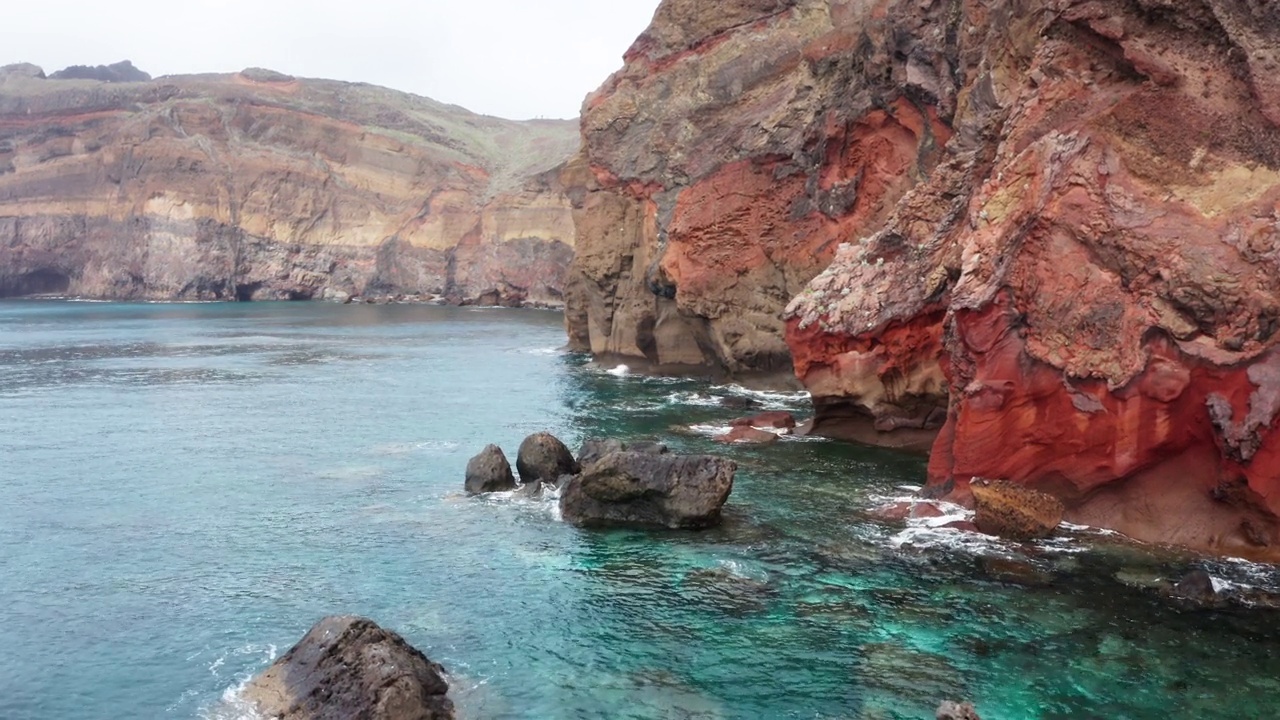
466;432;737;530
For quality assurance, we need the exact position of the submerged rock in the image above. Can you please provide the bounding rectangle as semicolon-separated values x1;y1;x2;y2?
517;432;580;484
242;615;454;720
714;426;779;445
465;444;516;495
937;701;982;720
560;451;735;529
1168;568;1223;607
970;479;1064;541
730;411;797;430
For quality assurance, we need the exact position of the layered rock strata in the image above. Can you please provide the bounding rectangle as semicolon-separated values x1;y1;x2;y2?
575;0;1280;557
0;64;579;305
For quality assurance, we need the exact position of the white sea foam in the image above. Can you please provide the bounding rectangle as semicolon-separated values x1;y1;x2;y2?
198;643;278;720
713;384;811;408
519;346;563;356
686;423;735;437
665;391;724;407
606;364;631;377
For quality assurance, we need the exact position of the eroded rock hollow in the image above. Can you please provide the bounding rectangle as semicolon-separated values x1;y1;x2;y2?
571;0;1280;558
0;64;580;305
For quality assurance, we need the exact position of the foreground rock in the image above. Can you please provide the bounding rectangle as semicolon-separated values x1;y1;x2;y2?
242;616;454;720
517;432;580;484
464;445;517;495
970;480;1064;541
0;65;577;305
561;451;735;529
568;0;1280;558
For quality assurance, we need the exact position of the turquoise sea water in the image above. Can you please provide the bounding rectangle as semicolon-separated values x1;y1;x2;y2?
2;301;1280;720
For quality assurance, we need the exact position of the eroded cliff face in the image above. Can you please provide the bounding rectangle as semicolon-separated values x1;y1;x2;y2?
0;65;579;305
575;0;1280;557
565;0;951;376
781;0;1280;558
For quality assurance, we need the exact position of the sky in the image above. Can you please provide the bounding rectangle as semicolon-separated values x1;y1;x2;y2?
1;0;662;120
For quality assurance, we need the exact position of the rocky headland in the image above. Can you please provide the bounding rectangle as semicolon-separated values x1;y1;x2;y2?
0;62;579;306
566;0;1280;559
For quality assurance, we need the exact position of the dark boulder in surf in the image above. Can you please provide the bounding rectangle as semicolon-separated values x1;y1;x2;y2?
464;444;517;495
561;451;735;529
516;432;580;484
242;615;454;720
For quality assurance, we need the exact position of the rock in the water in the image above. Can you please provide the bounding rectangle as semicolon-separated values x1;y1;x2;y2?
577;438;668;467
714;426;779;445
937;701;982;720
516;480;544;500
560;451;736;529
1171;569;1220;605
464;444;516;495
730;411;797;430
970;479;1064;541
241;615;454;720
720;395;760;410
517;432;580;484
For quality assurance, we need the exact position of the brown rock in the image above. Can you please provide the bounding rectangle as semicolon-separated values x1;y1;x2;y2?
714;426;780;445
937;701;982;720
970;480;1064;541
560;451;736;529
241;615;454;720
516;432;580;484
464;445;516;495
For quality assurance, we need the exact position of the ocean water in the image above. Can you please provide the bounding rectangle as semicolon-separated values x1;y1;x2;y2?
2;301;1279;720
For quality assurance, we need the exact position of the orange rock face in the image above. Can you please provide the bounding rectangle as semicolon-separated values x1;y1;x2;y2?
779;0;1280;557
0;66;579;305
574;0;1280;556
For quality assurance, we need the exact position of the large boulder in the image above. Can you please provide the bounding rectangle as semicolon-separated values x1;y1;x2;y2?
577;438;668;467
242;615;454;720
970;479;1064;541
560;451;736;529
516;432;580;484
464;444;516;495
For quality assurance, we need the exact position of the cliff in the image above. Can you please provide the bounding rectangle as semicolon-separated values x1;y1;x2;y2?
565;0;950;376
570;0;1280;558
0;63;579;305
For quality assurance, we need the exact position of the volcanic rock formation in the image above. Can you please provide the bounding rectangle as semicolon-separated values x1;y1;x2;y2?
0;64;578;305
242;615;455;720
570;0;1280;558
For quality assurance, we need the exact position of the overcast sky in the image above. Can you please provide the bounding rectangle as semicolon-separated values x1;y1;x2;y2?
2;0;662;120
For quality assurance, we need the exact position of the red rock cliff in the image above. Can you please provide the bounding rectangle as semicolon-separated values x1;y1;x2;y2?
565;0;951;376
0;64;579;305
575;0;1280;558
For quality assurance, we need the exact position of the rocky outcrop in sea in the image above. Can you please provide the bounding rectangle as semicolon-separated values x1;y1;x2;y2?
566;0;1280;559
242;615;455;720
